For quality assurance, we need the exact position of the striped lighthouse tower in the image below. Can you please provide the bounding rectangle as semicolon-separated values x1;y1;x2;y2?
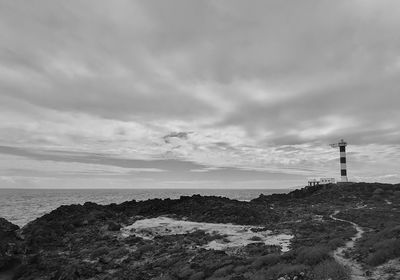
330;139;348;182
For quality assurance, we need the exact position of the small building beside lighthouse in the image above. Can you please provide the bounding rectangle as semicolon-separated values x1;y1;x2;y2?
307;178;336;187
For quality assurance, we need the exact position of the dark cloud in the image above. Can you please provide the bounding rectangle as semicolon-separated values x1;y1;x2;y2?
0;145;204;172
163;132;191;143
222;75;400;145
1;1;399;123
0;1;218;121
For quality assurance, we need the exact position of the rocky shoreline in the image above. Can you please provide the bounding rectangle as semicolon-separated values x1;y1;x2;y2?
1;182;400;280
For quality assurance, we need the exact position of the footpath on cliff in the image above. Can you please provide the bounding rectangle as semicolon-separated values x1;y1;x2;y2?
330;210;367;280
330;204;400;280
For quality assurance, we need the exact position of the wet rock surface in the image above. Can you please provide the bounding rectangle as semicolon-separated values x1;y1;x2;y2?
1;182;399;279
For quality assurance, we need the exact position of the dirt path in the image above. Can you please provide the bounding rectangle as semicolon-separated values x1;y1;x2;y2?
330;210;367;280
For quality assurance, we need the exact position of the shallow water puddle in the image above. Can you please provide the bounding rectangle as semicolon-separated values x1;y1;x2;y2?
121;216;293;252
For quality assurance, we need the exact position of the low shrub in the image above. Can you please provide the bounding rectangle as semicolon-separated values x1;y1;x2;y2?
177;265;195;278
108;247;129;259
249;236;263;241
373;188;384;196
212;264;234;277
90;246;109;259
243;243;280;257
233;265;247;273
311;260;350;280
189;271;205;280
251;253;280;268
366;239;400;266
265;263;307;279
327;237;345;250
296;246;331;265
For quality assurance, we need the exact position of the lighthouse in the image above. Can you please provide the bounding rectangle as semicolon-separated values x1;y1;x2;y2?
330;139;348;182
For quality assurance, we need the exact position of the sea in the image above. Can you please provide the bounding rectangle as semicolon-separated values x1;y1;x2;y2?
0;188;291;227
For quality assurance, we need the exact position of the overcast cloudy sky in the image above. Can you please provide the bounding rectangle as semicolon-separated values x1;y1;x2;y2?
1;0;400;189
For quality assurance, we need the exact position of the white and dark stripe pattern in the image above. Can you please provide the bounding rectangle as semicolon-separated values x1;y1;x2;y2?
339;143;348;182
330;139;348;182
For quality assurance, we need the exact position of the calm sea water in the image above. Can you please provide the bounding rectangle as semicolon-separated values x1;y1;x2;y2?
0;188;290;227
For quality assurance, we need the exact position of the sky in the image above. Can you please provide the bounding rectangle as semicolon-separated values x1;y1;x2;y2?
1;0;400;189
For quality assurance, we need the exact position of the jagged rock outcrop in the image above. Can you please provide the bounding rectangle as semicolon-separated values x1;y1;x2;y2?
0;217;21;271
251;182;400;205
